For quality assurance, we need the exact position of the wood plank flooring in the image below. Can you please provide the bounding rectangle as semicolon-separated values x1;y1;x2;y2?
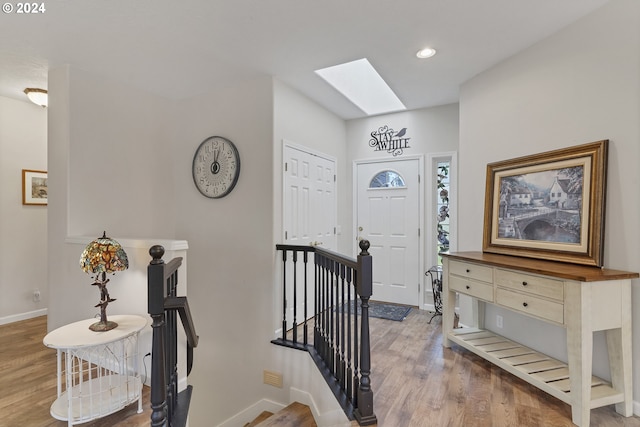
0;316;150;427
367;309;640;427
2;313;640;426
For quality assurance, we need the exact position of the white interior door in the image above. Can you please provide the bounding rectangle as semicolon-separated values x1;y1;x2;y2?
356;159;420;306
283;144;336;249
283;143;337;328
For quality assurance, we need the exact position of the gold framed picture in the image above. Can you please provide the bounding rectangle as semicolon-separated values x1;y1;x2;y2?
22;169;48;206
483;140;608;267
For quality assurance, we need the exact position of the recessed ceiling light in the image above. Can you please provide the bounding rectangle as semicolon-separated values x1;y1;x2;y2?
315;58;406;116
416;48;437;59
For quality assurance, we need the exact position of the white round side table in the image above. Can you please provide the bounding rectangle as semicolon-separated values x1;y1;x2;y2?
43;315;147;426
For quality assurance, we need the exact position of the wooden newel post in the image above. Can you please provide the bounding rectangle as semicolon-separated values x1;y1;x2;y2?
148;245;168;427
354;240;378;425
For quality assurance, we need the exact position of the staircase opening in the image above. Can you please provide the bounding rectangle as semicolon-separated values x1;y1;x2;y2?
272;240;377;426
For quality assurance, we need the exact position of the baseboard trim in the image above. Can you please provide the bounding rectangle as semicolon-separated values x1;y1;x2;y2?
215;399;285;427
0;308;47;326
634;400;640;417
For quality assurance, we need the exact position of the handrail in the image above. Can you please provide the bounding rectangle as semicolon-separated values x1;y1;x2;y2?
275;243;358;269
164;296;199;348
273;240;377;425
164;296;199;375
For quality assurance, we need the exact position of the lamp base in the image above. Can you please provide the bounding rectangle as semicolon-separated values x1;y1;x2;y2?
89;320;118;332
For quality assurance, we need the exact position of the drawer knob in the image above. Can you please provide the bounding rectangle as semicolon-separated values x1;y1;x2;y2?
522;281;528;286
466;269;470;273
523;302;528;307
466;285;470;289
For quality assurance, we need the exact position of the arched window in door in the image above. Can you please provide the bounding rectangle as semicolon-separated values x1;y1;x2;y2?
369;170;406;188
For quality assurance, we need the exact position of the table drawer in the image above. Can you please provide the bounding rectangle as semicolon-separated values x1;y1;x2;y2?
449;275;494;302
495;269;564;301
496;288;564;324
449;260;493;283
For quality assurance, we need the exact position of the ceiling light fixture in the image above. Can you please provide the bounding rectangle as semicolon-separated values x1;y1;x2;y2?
416;48;437;59
24;88;48;107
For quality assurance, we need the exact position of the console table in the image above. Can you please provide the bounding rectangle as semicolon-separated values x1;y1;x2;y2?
441;252;637;427
43;315;147;426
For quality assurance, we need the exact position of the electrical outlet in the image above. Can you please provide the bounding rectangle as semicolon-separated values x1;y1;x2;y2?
33;289;41;302
496;314;503;329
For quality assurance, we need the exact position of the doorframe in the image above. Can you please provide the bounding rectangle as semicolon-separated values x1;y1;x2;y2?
282;139;338;246
352;155;424;308
424;151;457;312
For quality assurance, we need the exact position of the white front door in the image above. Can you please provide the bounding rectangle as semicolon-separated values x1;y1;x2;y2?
356;159;421;306
283;143;337;328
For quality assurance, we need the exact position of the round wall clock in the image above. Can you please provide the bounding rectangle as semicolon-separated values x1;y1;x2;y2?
192;136;241;198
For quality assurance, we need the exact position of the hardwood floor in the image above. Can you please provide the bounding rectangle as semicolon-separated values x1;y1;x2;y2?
2;313;640;426
367;309;640;427
0;316;150;427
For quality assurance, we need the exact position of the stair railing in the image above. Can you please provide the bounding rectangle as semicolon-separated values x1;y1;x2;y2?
272;240;377;425
148;245;199;427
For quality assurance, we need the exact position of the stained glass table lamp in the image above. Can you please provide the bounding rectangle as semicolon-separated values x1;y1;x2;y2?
79;231;129;331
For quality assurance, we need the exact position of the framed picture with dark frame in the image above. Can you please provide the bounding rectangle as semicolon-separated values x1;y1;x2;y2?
22;169;48;206
482;140;608;267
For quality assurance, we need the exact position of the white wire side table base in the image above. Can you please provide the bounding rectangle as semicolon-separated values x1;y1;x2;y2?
44;315;146;427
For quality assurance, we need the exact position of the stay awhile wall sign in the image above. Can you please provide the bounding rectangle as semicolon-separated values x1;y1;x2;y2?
369;125;411;156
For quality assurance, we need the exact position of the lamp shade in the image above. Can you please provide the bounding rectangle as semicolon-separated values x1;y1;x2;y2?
80;232;129;275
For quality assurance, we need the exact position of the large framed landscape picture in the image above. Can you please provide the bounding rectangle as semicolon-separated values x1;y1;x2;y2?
483;140;608;267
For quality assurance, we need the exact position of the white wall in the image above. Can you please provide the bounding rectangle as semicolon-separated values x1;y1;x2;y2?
267;79;353;421
0;96;48;323
46;66;189;388
170;76;279;425
272;79;348;251
459;0;640;404
46;65;351;426
47;66;177;330
346;104;459;306
347;104;459;165
346;103;459;246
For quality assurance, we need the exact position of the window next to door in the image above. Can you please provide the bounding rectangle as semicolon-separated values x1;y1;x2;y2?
436;161;450;265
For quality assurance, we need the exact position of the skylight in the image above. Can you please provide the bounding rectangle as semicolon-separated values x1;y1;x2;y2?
315;58;406;116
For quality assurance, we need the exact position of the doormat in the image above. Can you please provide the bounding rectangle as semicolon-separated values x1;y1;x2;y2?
336;300;412;322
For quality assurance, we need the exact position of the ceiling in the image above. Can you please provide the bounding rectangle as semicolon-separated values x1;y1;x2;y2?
0;0;609;120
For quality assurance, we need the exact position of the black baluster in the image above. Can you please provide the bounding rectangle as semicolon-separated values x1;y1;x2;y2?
303;250;309;346
281;250;287;342
292;250;298;344
314;259;320;352
346;266;353;401
339;263;346;390
324;256;330;362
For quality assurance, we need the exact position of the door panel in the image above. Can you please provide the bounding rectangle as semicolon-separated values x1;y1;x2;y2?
356;159;420;306
283;144;337;328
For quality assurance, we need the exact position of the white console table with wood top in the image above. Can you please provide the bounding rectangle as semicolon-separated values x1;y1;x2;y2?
441;252;638;427
43;315;146;427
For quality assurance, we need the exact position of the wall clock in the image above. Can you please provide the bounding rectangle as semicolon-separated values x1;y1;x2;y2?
192;136;240;198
